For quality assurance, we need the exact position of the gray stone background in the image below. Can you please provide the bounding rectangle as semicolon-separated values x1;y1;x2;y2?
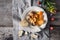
0;0;13;40
0;0;12;27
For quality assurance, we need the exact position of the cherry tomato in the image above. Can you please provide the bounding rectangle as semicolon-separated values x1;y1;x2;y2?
51;17;55;21
50;27;54;30
37;1;41;5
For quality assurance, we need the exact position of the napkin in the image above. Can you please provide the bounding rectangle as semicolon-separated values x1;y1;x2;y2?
13;0;49;40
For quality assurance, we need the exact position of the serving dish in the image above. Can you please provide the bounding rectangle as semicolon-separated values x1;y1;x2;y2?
19;6;48;33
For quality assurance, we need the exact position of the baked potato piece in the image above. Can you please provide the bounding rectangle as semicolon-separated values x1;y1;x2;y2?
29;18;34;23
25;11;44;26
37;11;43;15
39;15;44;20
34;14;38;18
37;20;44;26
35;19;44;26
33;17;36;22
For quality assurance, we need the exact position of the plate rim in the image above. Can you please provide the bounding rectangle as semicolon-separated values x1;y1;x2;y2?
19;6;48;33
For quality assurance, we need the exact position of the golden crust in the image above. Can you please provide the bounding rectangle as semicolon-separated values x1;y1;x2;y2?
26;11;44;26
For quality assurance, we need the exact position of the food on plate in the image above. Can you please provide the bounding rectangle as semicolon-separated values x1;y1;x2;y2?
20;20;29;27
36;20;44;26
31;34;38;38
25;31;28;35
26;11;45;26
18;30;23;37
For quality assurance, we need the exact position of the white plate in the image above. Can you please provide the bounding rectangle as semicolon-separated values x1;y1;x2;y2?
19;6;48;33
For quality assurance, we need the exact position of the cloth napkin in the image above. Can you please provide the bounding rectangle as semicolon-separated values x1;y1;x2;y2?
12;0;49;40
